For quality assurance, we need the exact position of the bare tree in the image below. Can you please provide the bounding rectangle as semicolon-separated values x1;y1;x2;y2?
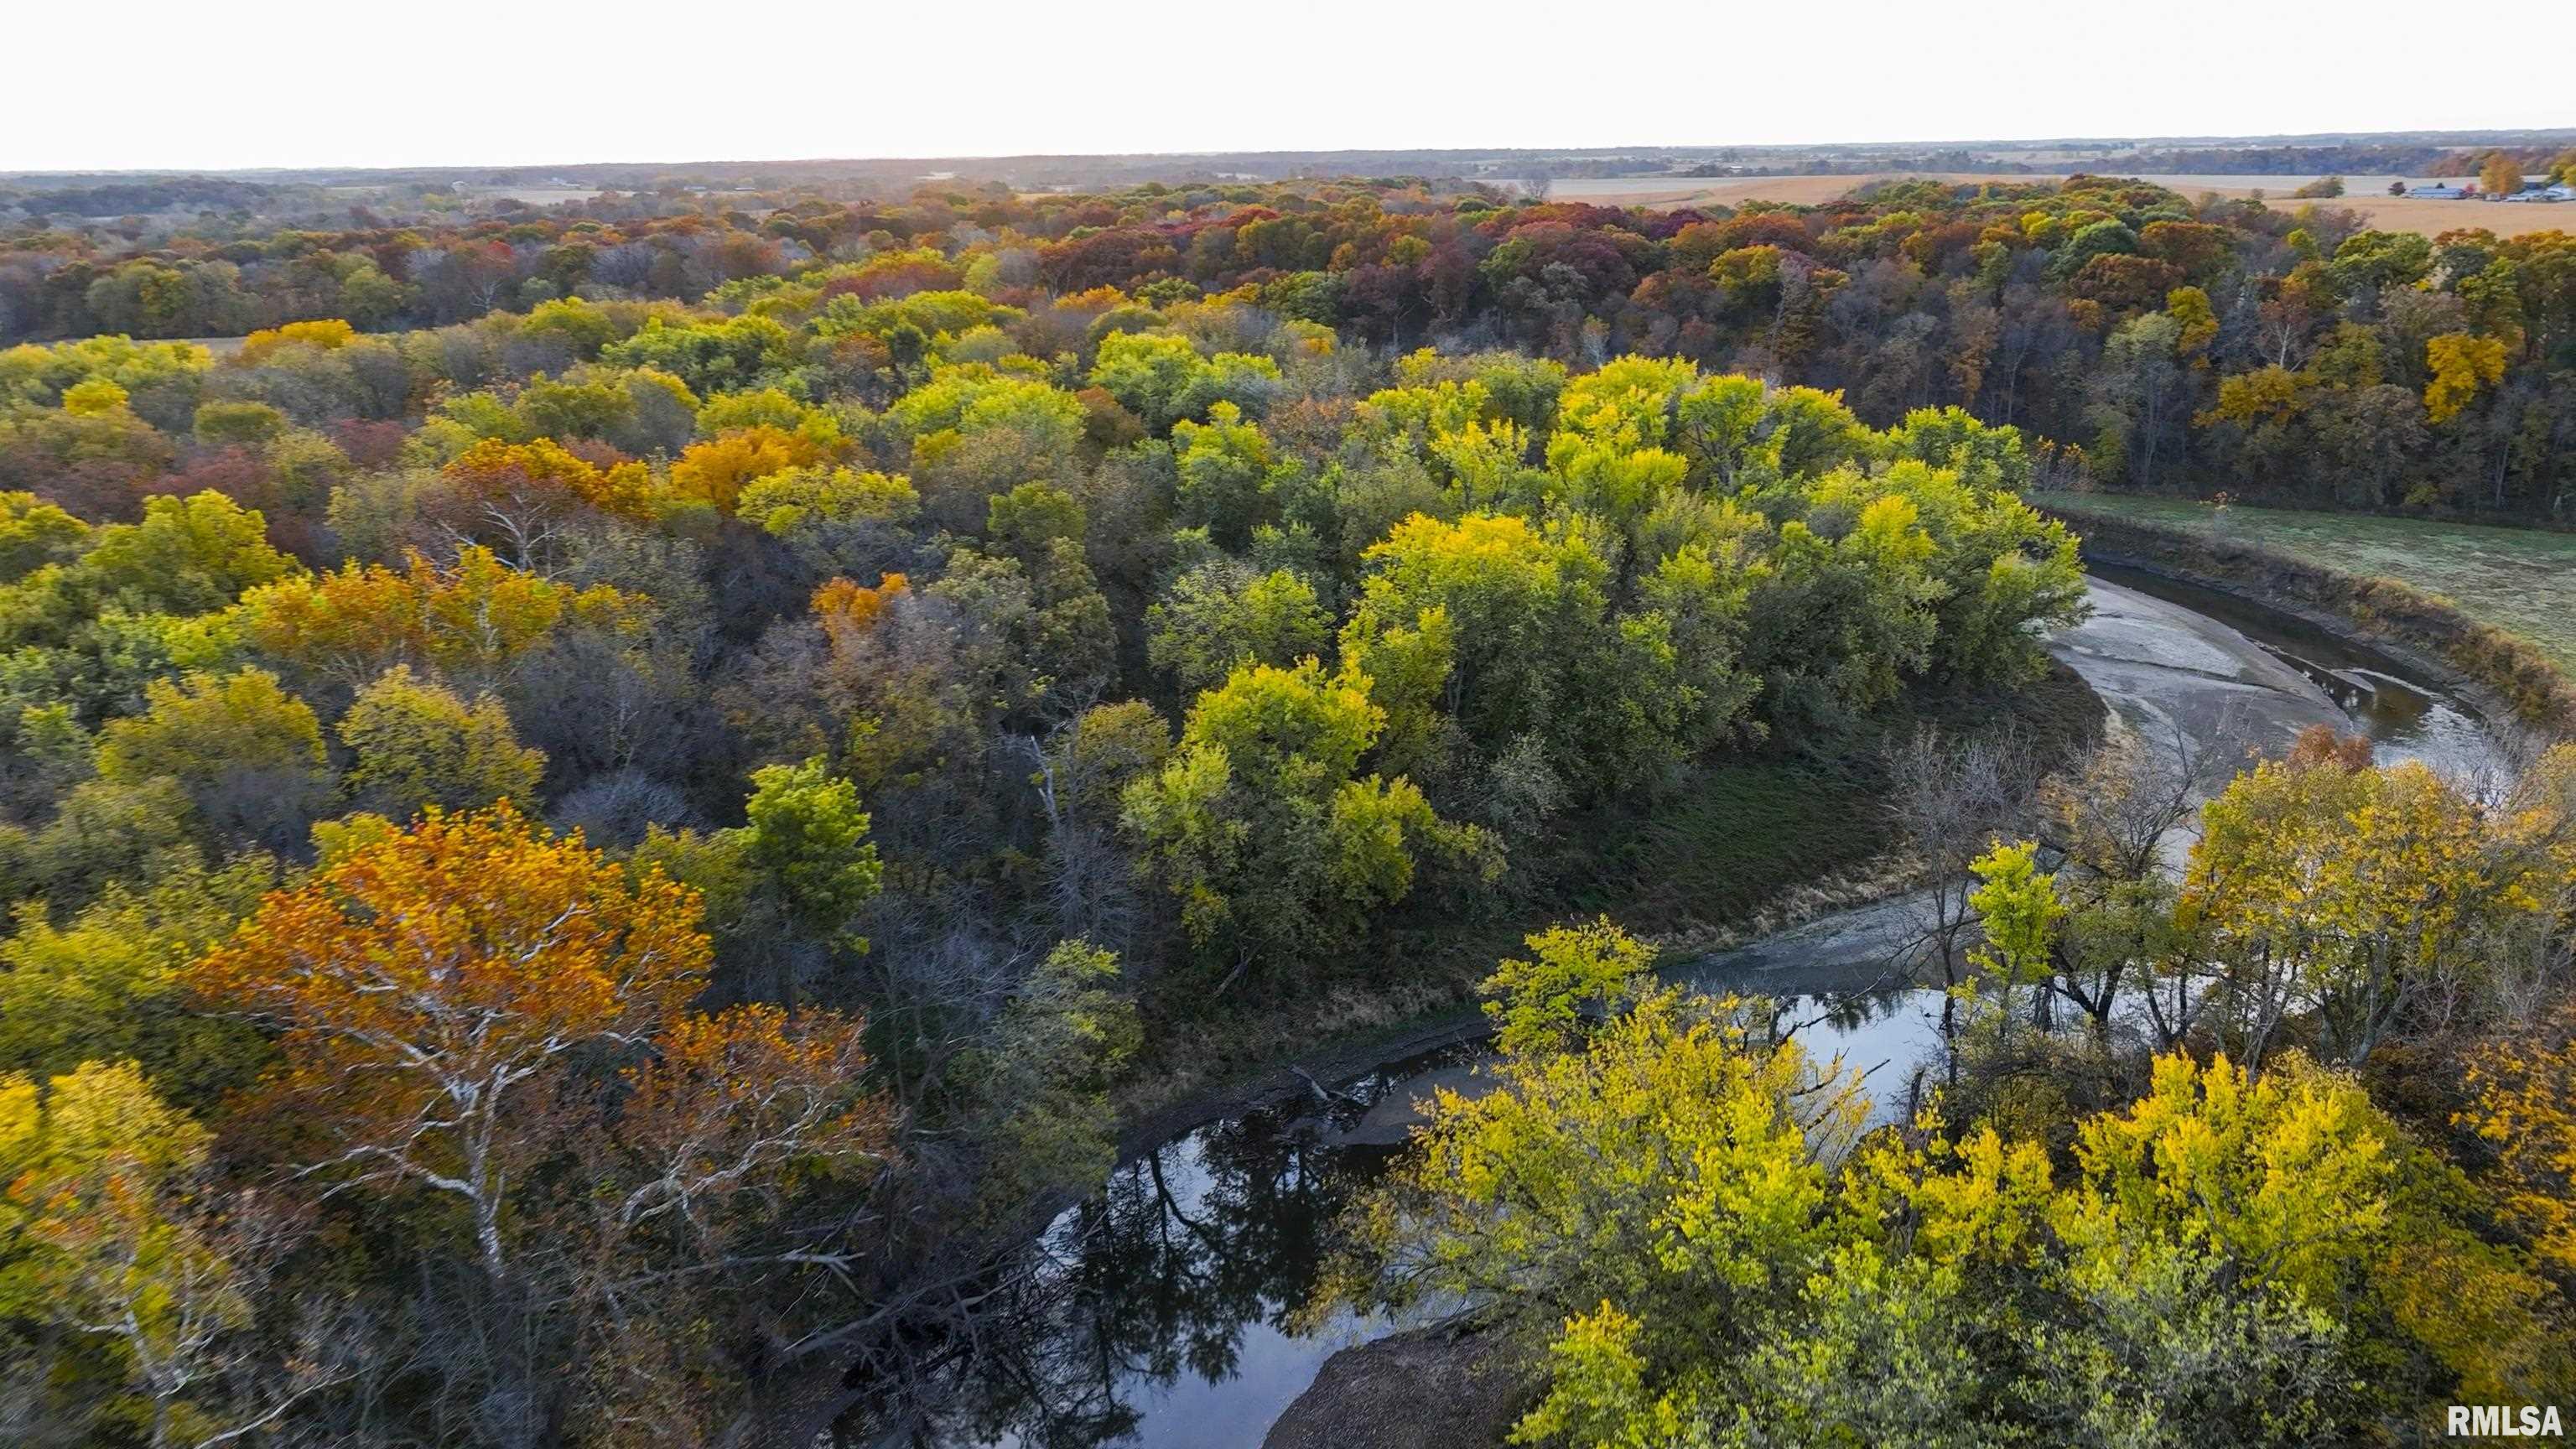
1884;724;2043;1075
2038;719;2223;1047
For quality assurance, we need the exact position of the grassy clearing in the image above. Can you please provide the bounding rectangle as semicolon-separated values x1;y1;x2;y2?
2035;492;2576;675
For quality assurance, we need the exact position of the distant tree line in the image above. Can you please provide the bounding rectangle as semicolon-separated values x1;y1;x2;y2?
8;172;2573;517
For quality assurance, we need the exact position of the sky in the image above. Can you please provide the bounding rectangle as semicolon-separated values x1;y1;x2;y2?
12;0;2574;173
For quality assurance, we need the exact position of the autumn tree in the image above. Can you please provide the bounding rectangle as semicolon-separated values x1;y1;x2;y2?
237;545;650;688
1337;954;2569;1446
1327;982;1868;1444
95;668;333;853
2480;150;2525;197
0;490;86;582
1340;511;1710;806
1144;559;1331;696
1962;838;2064;1050
0;857;274;1104
2460;1000;2576;1278
0;1061;323;1449
336;665;546;818
1480;917;1654;1057
430;437;655;573
1122;659;1497;983
186;803;711;1280
668;425;831;512
2424;332;2507;424
2178;740;2528;1069
182;802;891;1435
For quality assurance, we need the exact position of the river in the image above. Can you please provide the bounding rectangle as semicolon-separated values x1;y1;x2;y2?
890;569;2503;1449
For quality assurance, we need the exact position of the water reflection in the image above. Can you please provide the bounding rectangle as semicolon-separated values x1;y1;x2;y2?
1758;987;1948;1124
902;989;1943;1449
912;1057;1457;1449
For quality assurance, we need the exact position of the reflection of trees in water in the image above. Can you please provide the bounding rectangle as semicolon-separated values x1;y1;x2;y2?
913;1109;1376;1449
1753;989;1941;1123
1760;988;1912;1049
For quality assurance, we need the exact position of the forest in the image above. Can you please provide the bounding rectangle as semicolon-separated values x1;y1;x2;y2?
0;167;2569;1447
7;167;2575;517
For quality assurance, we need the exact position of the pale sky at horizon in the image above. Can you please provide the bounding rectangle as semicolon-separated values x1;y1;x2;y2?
12;0;2574;174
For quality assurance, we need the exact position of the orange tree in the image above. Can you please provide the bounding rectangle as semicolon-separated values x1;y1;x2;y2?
185;803;889;1287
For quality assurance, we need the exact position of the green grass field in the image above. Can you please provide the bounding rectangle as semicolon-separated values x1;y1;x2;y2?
2034;493;2576;673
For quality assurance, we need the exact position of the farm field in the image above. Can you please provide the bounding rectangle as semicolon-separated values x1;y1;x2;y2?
1544;172;2573;236
2219;192;2571;237
2033;491;2576;671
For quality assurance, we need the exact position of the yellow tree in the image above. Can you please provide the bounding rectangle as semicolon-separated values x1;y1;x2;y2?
2179;734;2518;1068
95;667;335;850
2166;285;2219;355
1480;917;1654;1057
2045;1051;2567;1405
667;425;830;512
237;545;648;687
2479;150;2525;198
434;437;657;571
2424;332;2507;423
1123;657;1497;981
336;665;546;818
237;319;355;363
1328;983;1867;1445
0;1062;291;1449
1964;839;2064;1050
2460;1002;2576;1278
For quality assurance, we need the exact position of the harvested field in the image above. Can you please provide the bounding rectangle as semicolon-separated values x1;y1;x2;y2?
1544;172;2573;236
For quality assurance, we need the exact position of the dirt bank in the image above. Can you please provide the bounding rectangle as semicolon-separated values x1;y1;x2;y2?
1260;1326;1526;1449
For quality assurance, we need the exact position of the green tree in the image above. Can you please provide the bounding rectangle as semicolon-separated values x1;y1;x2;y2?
960;938;1143;1215
1739;491;1942;735
1087;330;1279;434
96;669;332;852
337;665;547;818
1122;659;1495;981
1170;401;1293;547
1144;560;1331;696
0;858;274;1104
1341;511;1698;802
739;756;883;951
190;400;289;447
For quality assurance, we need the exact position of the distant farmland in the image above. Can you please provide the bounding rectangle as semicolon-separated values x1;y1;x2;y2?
1545;173;2573;237
2033;491;2576;673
